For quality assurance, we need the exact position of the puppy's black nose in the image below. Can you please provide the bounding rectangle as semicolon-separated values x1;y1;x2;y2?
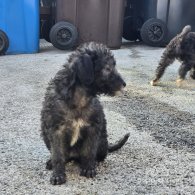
122;81;126;87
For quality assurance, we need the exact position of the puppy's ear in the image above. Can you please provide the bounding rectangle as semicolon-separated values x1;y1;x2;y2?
76;54;94;85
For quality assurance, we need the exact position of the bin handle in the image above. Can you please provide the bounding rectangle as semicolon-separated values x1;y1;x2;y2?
166;0;170;24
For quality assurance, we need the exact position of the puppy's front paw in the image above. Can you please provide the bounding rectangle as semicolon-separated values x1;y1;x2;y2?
176;78;184;87
50;173;66;185
150;79;159;86
80;167;96;178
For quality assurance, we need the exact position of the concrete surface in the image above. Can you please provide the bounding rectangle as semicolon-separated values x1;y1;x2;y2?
0;40;194;195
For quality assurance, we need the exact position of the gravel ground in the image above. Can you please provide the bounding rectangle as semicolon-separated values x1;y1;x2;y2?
0;41;194;195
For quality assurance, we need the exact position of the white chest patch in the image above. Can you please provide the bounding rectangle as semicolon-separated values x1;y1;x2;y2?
70;119;88;146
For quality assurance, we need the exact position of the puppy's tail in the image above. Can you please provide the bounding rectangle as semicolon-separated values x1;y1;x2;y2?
108;133;130;153
179;25;191;37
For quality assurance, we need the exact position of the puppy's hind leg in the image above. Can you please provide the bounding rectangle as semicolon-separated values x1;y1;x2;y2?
177;62;192;86
96;118;108;162
41;131;53;170
151;50;175;86
96;138;108;162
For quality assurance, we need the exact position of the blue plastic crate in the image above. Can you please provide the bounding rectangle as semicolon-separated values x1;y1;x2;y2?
0;0;39;54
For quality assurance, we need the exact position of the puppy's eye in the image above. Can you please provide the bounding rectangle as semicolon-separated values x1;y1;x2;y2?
105;67;112;72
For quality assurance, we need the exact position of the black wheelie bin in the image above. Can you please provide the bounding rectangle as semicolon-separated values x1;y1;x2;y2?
123;0;157;42
40;0;54;43
124;0;195;47
140;0;195;46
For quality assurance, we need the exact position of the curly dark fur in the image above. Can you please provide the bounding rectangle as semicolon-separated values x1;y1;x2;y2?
151;25;195;85
40;42;129;185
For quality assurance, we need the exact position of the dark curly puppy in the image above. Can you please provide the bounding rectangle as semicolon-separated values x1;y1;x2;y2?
41;42;129;185
151;25;195;86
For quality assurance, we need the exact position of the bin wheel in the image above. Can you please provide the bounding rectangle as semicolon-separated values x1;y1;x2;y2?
0;30;9;55
140;18;167;47
123;16;143;41
49;21;78;50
